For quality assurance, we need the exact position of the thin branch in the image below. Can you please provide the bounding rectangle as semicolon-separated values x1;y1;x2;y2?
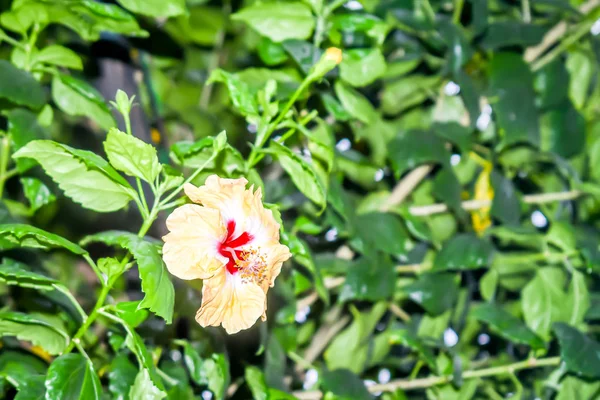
380;164;433;212
409;190;582;217
389;303;411;322
292;357;561;398
524;0;600;63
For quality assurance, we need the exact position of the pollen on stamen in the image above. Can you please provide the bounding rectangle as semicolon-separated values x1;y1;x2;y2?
236;247;268;285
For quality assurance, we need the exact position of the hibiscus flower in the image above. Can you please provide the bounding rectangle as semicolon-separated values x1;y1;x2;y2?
162;175;291;334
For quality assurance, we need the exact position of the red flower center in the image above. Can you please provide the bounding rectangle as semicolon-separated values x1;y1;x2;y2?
219;220;252;274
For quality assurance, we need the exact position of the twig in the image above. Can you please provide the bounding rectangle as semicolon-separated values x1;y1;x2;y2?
380;165;433;212
292;357;561;398
301;306;350;369
409;190;582;217
389;303;411;322
395;263;430;273
522;0;531;23
524;0;600;63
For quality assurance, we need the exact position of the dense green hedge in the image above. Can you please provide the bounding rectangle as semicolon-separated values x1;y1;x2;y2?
1;0;600;399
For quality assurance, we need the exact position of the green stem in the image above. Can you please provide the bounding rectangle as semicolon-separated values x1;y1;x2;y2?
247;110;318;167
313;16;326;49
123;111;150;216
0;135;11;198
453;0;465;24
24;23;40;72
0;32;25;49
53;283;88;322
367;357;561;392
98;309;152;371
324;0;348;14
83;254;105;286
246;78;312;170
65;194;161;355
63;283;110;354
160;152;219;206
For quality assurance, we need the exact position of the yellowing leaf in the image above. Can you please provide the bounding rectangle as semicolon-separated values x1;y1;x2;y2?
470;153;494;235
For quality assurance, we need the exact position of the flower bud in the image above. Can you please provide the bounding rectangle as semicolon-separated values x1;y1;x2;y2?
308;47;343;81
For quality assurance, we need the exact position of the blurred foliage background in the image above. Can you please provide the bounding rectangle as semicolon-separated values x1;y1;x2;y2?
2;0;600;399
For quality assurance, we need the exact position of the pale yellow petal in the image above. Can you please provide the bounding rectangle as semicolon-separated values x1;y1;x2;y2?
185;176;282;244
195;269;266;334
162;204;227;280
263;243;292;288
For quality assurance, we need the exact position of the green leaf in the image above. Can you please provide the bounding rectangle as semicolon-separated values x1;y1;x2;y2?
490;172;521;226
166;6;226;46
488;53;539;148
432;122;472;153
566;49;594;110
245;366;268;400
203;354;230;400
282;40;322;74
51;74;115;131
45;354;102;399
123;329;165;391
0;312;68;355
381;75;439;115
5;109;48;173
324;303;387;374
480;22;545;49
20;177;55;212
432;167;463;214
433;233;495;271
339;254;395;302
232;2;315;42
472;303;545;349
257;37;289;66
129;369;166;400
114;301;149;328
320;369;373;400
97;257;125;285
540;104;585;158
554;323;600;378
285;234;329;304
546;221;577;252
480;270;498;301
334;81;377;124
81;231;174;323
388;130;448;178
556;375;600;400
32;45;83;70
0;223;86;254
265;141;326;208
353;212;411;256
104;128;161;183
109;354;138;400
14;375;46;400
388;330;437;372
0;60;45;109
13;140;134;213
208;69;258;117
340;48;386;87
116;0;187;17
566;270;590;328
177;341;204;385
404;273;459;316
522;268;589;341
0;258;56;290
